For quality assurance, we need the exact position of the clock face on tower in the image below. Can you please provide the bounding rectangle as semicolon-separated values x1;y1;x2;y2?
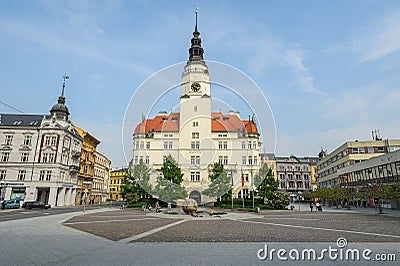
191;82;201;92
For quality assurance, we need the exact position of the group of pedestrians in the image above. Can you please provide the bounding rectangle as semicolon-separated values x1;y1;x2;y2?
141;201;164;213
310;201;322;212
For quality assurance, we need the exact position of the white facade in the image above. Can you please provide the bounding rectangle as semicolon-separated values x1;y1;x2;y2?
94;151;111;203
0;84;82;207
132;17;261;204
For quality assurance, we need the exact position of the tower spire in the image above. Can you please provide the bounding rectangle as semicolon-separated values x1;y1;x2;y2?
50;74;70;120
188;5;204;61
195;5;198;32
61;73;69;97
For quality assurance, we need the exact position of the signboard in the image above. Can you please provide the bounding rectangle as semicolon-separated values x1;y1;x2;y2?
1;182;25;187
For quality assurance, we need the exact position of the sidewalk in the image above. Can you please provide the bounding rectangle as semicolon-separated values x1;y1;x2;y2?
291;202;400;217
0;208;399;265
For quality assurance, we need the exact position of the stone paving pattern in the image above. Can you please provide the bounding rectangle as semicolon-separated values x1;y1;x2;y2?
1;206;399;265
64;211;180;241
62;209;400;243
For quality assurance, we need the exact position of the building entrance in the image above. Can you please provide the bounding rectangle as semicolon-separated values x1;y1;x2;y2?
189;190;201;204
37;188;50;204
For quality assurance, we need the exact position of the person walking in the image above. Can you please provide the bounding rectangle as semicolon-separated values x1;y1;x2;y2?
309;202;314;212
316;201;322;212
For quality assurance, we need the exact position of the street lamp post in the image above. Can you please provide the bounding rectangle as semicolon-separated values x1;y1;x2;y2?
298;193;301;211
299;168;303;211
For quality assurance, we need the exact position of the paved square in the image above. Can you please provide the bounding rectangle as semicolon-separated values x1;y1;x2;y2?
62;209;400;243
2;207;399;265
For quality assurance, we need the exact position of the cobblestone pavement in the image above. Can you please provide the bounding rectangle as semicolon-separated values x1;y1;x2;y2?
2;207;399;265
64;211;180;241
63;209;400;243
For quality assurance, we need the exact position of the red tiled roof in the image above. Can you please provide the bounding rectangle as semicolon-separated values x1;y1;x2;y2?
134;113;180;134
133;112;258;135
243;120;258;134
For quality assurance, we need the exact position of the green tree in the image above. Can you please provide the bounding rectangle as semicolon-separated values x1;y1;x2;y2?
254;163;289;209
331;186;344;208
371;183;395;214
254;163;270;188
120;160;153;204
154;155;187;203
270;190;290;209
202;163;231;200
387;183;400;199
208;162;224;181
161;155;183;184
255;164;278;200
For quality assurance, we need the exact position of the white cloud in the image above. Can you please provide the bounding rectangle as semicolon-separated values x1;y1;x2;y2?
285;49;308;72
203;12;282;73
321;82;400;125
284;48;326;95
326;10;400;63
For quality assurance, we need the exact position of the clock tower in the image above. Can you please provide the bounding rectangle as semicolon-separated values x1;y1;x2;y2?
179;7;212;188
180;7;210;99
132;7;261;204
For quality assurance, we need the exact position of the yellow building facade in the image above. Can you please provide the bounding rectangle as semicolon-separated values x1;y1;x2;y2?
74;127;100;205
108;168;128;201
260;153;278;180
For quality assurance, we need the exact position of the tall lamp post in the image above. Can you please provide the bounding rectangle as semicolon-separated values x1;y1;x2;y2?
299;168;303;211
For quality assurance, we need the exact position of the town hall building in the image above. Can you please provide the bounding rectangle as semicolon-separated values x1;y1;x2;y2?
133;12;261;204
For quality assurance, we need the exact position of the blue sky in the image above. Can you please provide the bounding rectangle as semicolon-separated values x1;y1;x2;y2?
1;0;400;168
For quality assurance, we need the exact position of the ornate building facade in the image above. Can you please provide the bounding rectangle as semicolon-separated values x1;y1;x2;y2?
274;155;319;194
132;13;261;204
0;79;82;206
74;127;104;205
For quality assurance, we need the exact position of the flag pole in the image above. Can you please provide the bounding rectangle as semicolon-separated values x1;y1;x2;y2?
251;168;254;209
231;189;234;209
231;168;234;209
241;167;244;209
